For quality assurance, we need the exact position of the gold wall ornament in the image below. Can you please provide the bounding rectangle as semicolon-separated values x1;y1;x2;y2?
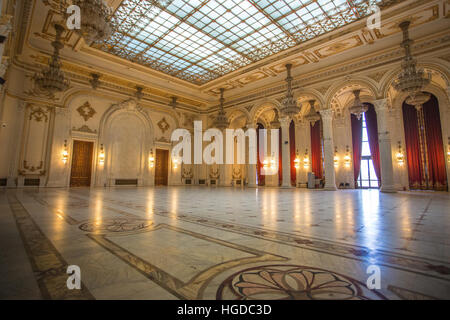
76;102;96;121
157;117;170;134
72;125;97;134
29;106;49;122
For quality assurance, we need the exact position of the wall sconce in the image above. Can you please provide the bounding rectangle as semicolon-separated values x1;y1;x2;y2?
334;147;339;167
263;154;277;173
173;156;179;169
149;149;155;168
344;145;351;168
396;141;405;166
62;140;69;164
294;149;300;169
447;137;450;163
303;149;310;169
99;144;105;165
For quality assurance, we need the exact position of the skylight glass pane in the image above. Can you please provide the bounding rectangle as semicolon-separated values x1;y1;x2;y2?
97;0;385;84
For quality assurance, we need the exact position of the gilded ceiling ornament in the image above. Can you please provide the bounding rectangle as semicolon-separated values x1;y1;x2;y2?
77;102;96;121
157;117;170;133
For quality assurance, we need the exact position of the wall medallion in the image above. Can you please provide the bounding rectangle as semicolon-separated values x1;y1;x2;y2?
76;101;96;121
157;117;170;133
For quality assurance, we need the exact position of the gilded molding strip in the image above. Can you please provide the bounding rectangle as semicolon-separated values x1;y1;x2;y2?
7;194;94;300
88;224;287;300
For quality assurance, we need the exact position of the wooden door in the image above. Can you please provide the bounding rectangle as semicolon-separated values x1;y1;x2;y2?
155;149;169;186
70;140;94;187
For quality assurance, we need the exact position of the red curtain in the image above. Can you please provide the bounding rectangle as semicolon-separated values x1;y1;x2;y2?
351;114;363;184
257;123;265;186
310;120;323;179
290;120;296;186
365;103;381;183
402;102;424;189
422;95;447;191
279;126;282;186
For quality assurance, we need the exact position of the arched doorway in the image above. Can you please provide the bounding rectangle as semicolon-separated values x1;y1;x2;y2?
402;93;447;191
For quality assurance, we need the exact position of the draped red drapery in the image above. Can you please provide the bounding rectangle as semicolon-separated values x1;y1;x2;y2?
257;123;265;186
290;120;296;186
402;102;424;189
310;120;323;179
403;94;447;190
351;114;362;184
365;103;381;183
422;95;447;191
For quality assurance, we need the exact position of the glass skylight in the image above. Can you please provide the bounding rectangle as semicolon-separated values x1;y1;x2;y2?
96;0;383;85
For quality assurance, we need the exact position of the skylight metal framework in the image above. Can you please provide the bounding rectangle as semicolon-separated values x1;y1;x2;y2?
96;0;385;85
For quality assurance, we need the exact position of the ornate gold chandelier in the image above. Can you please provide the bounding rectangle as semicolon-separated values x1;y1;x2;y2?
393;21;431;105
304;100;321;124
71;0;116;44
213;88;229;130
348;89;368;120
280;64;301;117
34;23;70;95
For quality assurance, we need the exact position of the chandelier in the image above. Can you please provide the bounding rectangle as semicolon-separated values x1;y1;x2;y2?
71;0;116;44
304;100;321;124
34;23;70;95
393;21;431;105
349;89;368;120
280;64;301;117
213;88;229;130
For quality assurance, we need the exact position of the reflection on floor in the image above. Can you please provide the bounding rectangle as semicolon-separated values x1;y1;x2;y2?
0;187;449;300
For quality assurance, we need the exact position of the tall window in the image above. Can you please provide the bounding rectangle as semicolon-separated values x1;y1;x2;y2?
358;113;379;188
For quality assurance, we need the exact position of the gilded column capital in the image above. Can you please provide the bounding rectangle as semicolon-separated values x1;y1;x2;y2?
279;116;291;128
319;108;333;120
373;98;389;113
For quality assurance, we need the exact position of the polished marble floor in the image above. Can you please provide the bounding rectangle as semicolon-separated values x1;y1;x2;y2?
0;186;449;300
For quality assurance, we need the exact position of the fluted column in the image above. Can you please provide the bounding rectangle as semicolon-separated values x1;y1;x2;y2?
373;99;396;193
247;124;257;187
320;109;337;191
280;116;292;188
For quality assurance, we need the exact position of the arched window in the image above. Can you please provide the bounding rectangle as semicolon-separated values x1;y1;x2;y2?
357;112;379;189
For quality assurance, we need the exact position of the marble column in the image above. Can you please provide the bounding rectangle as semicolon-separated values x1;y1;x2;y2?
246;124;257;187
320;109;337;191
373;99;397;193
280;116;292;188
7;100;25;187
47;107;71;187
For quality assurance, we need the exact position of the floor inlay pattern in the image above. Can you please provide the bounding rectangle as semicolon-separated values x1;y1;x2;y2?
1;187;449;300
216;265;387;300
6;194;94;300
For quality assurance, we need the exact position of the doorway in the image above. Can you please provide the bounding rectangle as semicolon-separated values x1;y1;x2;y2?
70;140;94;187
155;149;169;186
